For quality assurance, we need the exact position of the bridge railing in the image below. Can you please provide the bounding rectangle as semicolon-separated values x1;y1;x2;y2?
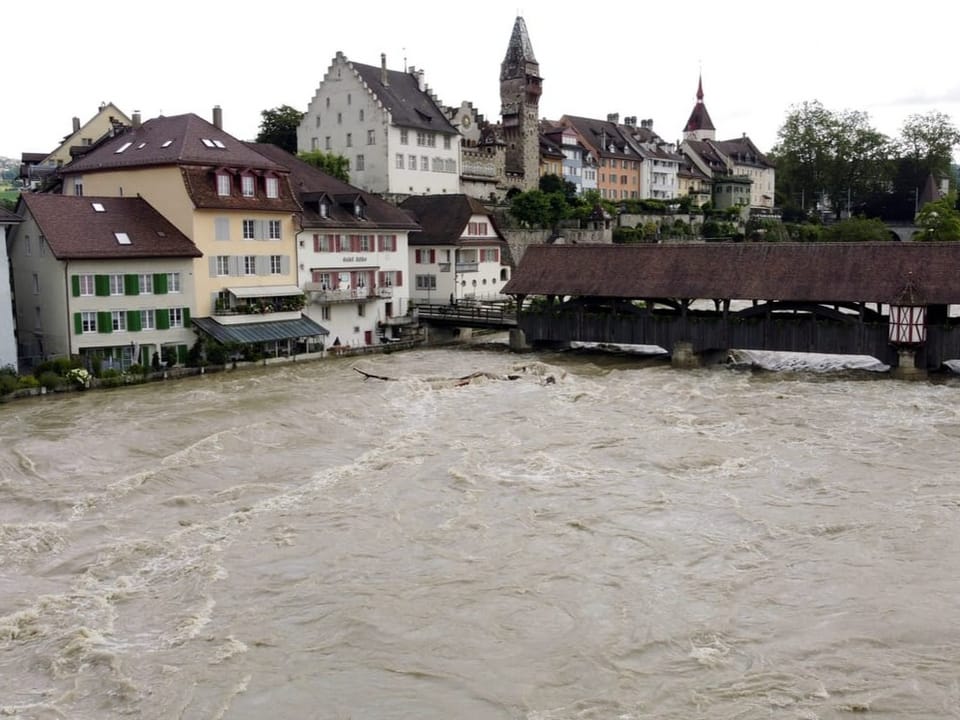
416;303;517;327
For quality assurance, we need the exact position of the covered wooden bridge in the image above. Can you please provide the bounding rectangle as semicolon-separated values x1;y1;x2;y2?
502;243;960;374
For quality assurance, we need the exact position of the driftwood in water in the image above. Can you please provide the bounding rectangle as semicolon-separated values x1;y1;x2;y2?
353;366;521;386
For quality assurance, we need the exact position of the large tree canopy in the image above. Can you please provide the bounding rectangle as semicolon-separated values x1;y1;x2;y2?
771;101;891;220
256;105;304;153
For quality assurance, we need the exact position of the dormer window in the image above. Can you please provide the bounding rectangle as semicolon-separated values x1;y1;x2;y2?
319;201;328;218
241;174;255;198
354;202;363;219
265;176;279;199
216;172;231;197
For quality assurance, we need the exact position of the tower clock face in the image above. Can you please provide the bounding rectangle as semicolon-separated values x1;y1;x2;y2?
462;116;471;128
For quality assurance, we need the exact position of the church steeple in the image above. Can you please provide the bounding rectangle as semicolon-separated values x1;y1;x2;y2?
683;72;715;142
500;16;542;189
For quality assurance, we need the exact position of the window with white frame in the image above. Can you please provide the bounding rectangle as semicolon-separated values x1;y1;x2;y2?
481;248;499;262
265;176;279;198
216;173;231;196
241;175;255;197
400;129;408;145
169;307;184;328
356;154;364;171
81;311;97;332
421;156;428;171
358;235;371;252
325;136;331;150
111;311;126;331
378;234;397;251
243;256;257;275
346;133;352;147
321;306;331;320
74;177;84;196
367;129;375;145
137;274;152;294
468;222;489;236
32;273;39;294
39;236;46;256
269;220;281;239
167;272;181;293
409;155;417;170
140;309;155;330
270;255;282;274
216;255;230;276
109;274;124;295
243;219;256;239
78;274;94;296
396;154;404;169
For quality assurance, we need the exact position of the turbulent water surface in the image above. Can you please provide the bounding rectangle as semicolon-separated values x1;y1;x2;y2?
2;346;960;719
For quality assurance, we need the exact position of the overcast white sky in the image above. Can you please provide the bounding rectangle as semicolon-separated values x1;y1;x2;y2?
4;1;959;162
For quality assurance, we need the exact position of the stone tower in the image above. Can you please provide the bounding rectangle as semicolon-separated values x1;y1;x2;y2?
500;16;542;190
682;73;716;142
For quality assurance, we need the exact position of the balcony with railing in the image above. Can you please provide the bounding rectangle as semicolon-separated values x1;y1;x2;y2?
304;284;393;303
455;262;479;273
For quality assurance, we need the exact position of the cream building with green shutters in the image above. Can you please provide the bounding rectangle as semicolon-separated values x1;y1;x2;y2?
10;194;200;370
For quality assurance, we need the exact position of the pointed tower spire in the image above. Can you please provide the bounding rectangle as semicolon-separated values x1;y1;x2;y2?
500;16;542;190
683;72;715;142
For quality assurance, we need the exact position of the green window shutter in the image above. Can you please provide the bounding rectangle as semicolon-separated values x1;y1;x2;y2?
71;275;81;297
125;274;139;295
176;344;188;364
127;310;142;332
154;273;168;294
74;313;83;335
98;311;113;333
95;275;110;296
182;307;191;325
156;308;170;330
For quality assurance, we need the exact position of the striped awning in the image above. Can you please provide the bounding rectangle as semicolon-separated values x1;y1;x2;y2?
227;285;304;298
193;315;328;344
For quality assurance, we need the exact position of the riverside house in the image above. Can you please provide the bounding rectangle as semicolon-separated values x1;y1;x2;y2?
9;194;200;370
56;109;328;357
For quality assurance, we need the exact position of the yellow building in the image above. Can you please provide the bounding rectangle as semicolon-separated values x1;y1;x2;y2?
59;110;327;354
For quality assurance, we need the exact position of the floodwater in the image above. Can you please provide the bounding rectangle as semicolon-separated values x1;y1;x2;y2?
2;346;959;719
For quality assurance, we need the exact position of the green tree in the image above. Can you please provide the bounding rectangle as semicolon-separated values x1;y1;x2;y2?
297;150;350;183
771;101;891;220
509;190;551;227
539;173;577;201
916;194;960;240
256;105;305;153
820;216;891;242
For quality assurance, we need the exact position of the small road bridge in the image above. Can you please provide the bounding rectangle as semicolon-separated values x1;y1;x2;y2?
501;243;960;376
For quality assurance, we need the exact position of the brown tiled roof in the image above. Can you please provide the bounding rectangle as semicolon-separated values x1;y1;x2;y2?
180;166;300;213
712;137;773;169
503;243;960;305
399;194;506;246
248;143;419;230
18;194;201;260
60;113;286;173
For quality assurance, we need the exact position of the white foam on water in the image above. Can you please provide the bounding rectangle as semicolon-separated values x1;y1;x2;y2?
728;349;890;373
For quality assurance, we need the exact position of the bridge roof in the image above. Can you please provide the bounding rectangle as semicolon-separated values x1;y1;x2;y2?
503;243;960;305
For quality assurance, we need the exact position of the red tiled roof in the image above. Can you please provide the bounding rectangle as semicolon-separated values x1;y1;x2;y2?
19;194;201;260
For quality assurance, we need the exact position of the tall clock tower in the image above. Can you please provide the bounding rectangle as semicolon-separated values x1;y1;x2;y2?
500;16;542;190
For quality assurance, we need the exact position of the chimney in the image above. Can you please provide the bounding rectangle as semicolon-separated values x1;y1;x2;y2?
72;117;81;133
416;68;425;92
381;53;389;86
607;113;619;124
132;111;141;129
213;105;223;129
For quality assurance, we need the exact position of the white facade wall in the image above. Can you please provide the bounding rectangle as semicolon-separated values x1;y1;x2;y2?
388;125;460;196
0;223;18;369
299;56;460;196
298;228;412;347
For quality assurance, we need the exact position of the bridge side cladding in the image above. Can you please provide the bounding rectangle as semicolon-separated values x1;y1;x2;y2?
518;312;960;370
